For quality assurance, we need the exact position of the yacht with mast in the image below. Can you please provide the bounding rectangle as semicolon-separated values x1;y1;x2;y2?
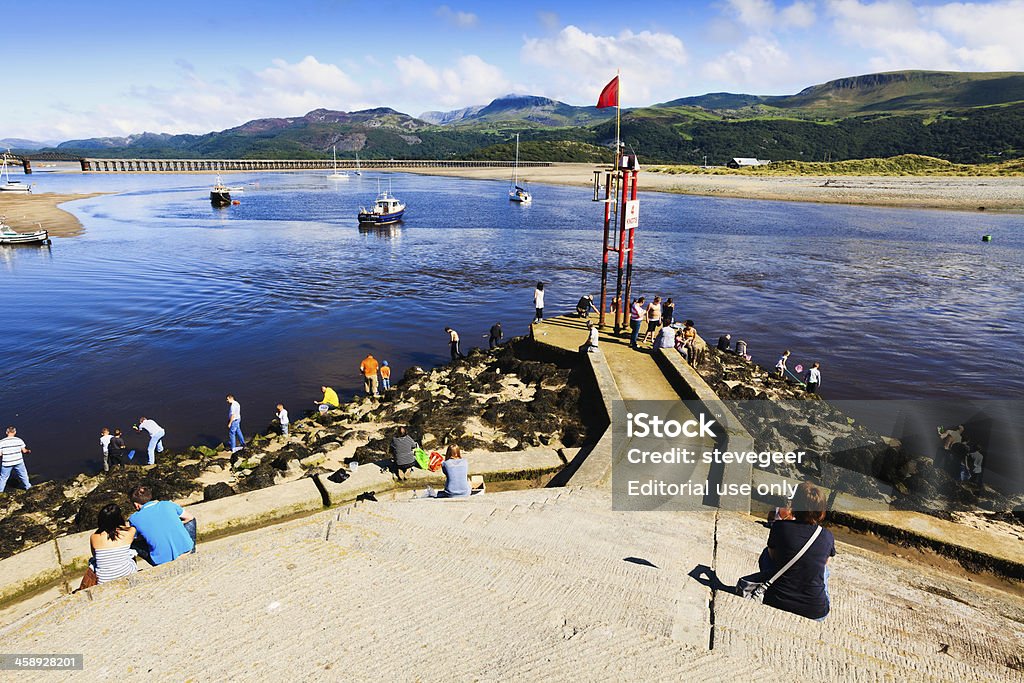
328;145;349;179
1;151;32;193
508;134;531;203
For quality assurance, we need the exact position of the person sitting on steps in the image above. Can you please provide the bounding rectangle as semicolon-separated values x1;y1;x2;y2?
128;484;196;566
436;444;469;498
391;426;418;482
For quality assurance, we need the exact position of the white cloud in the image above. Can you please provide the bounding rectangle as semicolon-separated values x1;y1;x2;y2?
521;25;688;104
435;5;479;28
780;1;817;27
825;0;1024;72
928;1;1024;70
37;56;369;140
724;0;818;30
703;35;795;86
394;54;512;108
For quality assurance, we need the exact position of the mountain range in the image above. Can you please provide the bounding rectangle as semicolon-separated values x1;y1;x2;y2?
26;70;1024;165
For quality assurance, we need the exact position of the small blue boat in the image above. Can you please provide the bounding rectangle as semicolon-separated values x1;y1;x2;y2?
358;185;406;225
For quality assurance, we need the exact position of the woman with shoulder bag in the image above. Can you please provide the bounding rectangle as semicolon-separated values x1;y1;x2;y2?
739;482;835;621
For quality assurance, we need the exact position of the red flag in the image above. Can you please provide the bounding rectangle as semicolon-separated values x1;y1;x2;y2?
596;75;619;109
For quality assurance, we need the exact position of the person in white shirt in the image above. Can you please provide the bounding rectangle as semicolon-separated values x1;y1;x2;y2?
579;321;600;354
0;426;31;492
100;427;113;473
533;282;545;323
938;424;964;451
445;327;463;360
226;394;245;453
775;350;790;378
276;403;289;436
805;362;822;394
657;324;676;350
135;417;165;465
967;444;984;488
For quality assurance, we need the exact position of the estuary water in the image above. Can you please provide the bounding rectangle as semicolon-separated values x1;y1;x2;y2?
2;170;1022;479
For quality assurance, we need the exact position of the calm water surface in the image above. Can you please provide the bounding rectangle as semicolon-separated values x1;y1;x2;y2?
2;171;1022;479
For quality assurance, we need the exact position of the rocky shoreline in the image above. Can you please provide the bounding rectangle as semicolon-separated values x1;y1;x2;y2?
0;339;597;560
696;346;1022;524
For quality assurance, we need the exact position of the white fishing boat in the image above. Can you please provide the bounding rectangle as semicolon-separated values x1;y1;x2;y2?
0;152;32;193
0;217;50;245
508;134;530;203
328;145;349;179
210;175;231;206
358;180;405;225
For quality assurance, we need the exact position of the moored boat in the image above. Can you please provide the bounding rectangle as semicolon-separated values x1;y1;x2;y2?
0;218;50;245
1;151;32;193
508;134;531;203
358;183;405;225
328;145;349;179
210;174;231;206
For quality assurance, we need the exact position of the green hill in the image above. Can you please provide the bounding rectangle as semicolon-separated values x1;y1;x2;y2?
47;70;1024;167
768;71;1024;114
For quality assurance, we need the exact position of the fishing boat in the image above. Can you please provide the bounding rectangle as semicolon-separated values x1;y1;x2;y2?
508;134;531;203
328;145;349;179
210;175;231;207
358;181;405;225
0;218;50;245
0;152;32;193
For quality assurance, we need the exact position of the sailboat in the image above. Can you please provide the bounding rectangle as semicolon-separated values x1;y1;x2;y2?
508;134;530;203
328;145;349;179
354;153;362;176
1;151;32;193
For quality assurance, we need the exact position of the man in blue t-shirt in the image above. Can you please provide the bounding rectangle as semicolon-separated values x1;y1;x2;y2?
128;484;196;565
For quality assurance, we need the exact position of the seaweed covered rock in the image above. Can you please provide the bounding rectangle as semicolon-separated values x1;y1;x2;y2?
236;463;278;492
203;482;236;501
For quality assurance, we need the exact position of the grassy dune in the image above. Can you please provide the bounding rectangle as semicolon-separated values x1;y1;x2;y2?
651;154;1024;177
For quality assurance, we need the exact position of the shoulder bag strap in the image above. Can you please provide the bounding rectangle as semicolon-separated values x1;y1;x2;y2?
763;525;823;590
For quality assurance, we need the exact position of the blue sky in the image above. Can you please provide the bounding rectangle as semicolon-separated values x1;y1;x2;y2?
7;0;1024;140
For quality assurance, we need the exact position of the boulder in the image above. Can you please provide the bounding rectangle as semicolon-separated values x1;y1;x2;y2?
203;482;236;502
299;454;326;468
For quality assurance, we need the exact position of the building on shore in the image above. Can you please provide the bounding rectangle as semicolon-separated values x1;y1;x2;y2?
727;157;772;168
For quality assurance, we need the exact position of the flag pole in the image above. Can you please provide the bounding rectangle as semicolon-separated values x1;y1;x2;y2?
614;68;621;172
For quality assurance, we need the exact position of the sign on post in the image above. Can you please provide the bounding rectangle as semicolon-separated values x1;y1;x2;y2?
624;200;639;229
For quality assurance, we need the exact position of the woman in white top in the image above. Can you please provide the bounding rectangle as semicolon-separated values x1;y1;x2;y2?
90;503;139;584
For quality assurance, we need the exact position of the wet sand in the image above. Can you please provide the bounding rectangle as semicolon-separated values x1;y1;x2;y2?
402;163;1024;211
0;192;103;237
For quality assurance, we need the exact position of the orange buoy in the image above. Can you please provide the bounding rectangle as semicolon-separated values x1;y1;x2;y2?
232;200;241;205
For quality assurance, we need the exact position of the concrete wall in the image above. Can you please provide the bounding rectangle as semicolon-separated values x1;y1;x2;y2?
654;348;752;513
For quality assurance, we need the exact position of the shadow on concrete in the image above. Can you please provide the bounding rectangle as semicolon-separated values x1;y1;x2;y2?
623;556;659;568
689;564;735;595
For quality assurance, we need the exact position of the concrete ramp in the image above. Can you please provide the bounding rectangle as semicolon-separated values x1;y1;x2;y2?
1;487;1020;681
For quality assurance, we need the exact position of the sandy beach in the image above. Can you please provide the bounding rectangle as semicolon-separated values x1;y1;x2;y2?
0;192;103;238
402;163;1024;212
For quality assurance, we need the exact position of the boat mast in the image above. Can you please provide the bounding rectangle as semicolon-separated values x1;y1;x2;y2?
333;145;338;175
513;134;520;188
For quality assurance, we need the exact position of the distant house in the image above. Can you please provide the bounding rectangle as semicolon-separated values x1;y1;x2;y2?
727;157;771;168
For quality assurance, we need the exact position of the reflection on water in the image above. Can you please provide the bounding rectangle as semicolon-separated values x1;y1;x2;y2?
0;171;1022;479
